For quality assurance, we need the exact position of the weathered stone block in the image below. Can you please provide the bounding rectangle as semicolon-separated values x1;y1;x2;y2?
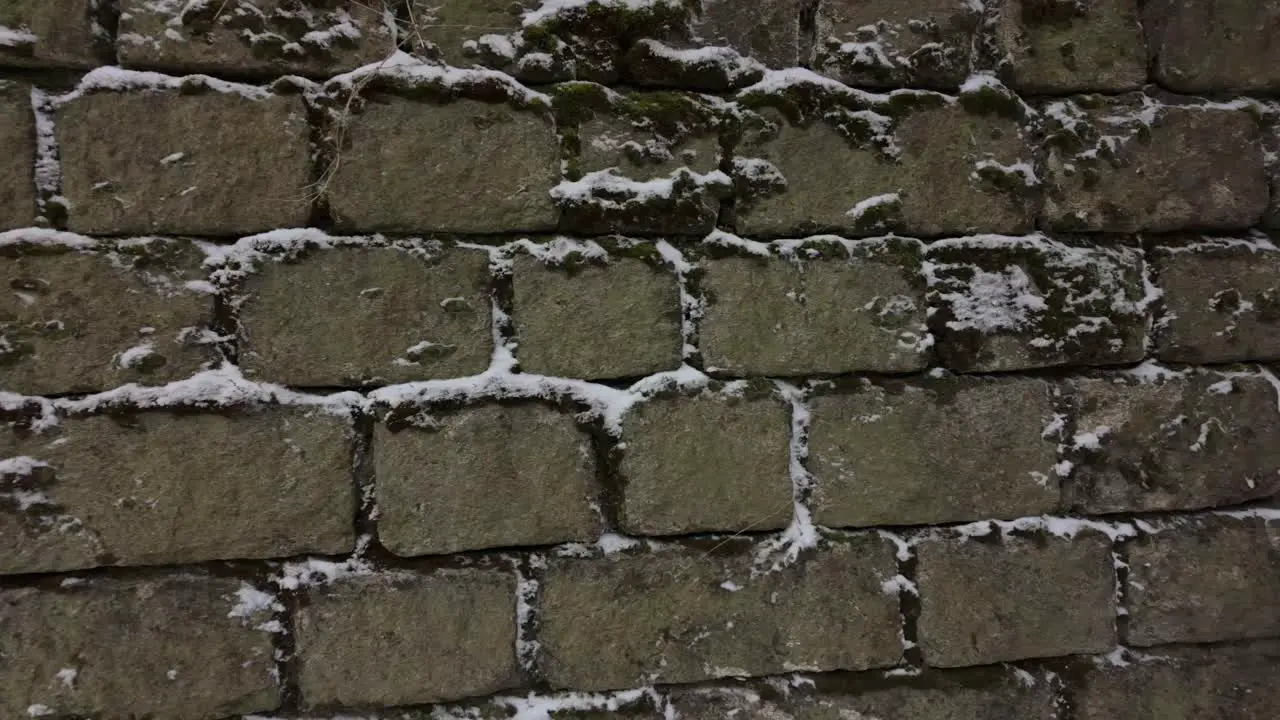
1065;373;1280;514
555;89;725;235
539;537;902;689
733;101;1035;237
1152;239;1280;363
0;0;101;69
700;238;930;376
995;0;1147;92
0;82;37;230
2;236;217;395
1127;519;1280;646
1077;640;1280;720
693;0;801;68
512;253;682;379
329;97;560;233
676;680;1056;720
809;378;1061;528
406;0;537;70
239;245;491;386
0;409;355;574
0;577;279;719
58;87;311;235
926;235;1149;372
374;403;600;555
118;0;395;76
1042;97;1267;232
295;570;520;707
1145;0;1280;93
812;0;981;89
617;389;793;535
917;533;1116;666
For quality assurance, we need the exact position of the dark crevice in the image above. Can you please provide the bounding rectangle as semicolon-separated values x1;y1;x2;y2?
1111;540;1133;646
89;0;122;66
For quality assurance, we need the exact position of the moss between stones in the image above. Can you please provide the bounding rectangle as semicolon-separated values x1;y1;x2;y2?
1019;0;1088;28
550;82;722;142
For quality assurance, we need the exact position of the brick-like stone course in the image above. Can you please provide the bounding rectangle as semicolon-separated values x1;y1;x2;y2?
1126;518;1280;647
0;408;356;574
539;537;902;689
0;82;37;230
0;576;279;719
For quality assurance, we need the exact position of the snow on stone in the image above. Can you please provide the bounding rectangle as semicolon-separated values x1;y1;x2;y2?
950;515;1137;542
551;167;731;208
0;228;97;250
491;687;665;720
26;705;54;718
938;265;1047;333
702;228;771;257
272;556;377;591
634;38;765;82
1072;426;1110;451
115;343;158;370
0;26;37;47
522;0;677;26
510;237;609;265
880;574;917;596
972;159;1040;187
227;583;284;628
54;668;77;688
325;50;549;107
845;192;901;219
57;66;280;103
752;381;820;573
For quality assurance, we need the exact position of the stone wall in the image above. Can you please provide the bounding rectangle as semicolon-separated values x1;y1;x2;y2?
1;1;1279;718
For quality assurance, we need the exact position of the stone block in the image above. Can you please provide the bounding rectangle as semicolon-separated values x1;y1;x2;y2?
1077;640;1280;720
405;0;537;70
539;537;902;690
118;0;395;76
0;82;37;230
809;377;1061;528
995;0;1146;92
512;252;682;380
1152;239;1280;363
0;408;355;574
57;87;311;235
700;238;930;376
1;236;217;395
374;403;600;555
1145;0;1280;93
617;388;793;536
295;570;520;707
555;89;725;235
675;680;1057;720
917;532;1116;666
812;0;981;89
1126;519;1280;646
0;0;101;69
693;0;801;68
329;97;560;233
733;100;1035;237
238;245;491;386
926;235;1149;372
0;577;278;719
1065;373;1280;514
1042;96;1267;232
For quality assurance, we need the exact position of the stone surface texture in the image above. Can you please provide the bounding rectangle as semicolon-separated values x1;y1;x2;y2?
0;82;37;230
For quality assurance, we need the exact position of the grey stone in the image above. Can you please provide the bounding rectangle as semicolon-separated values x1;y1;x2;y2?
1066;374;1280;514
578;116;721;178
118;0;395;76
0;577;279;719
58;89;311;235
512;254;682;380
700;239;929;376
329;98;560;233
0;0;101;69
926;236;1149;372
0;82;36;230
1077;640;1280;720
675;681;1057;720
917;533;1116;666
374;403;600;555
693;0;802;68
995;0;1147;92
239;245;491;386
617;390;793;536
1153;241;1280;363
735;103;1035;237
0;409;355;574
1126;519;1280;647
1;237;217;395
1145;0;1280;93
405;0;536;69
809;378;1061;528
1042;98;1268;232
539;537;902;690
295;570;521;707
812;0;981;89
